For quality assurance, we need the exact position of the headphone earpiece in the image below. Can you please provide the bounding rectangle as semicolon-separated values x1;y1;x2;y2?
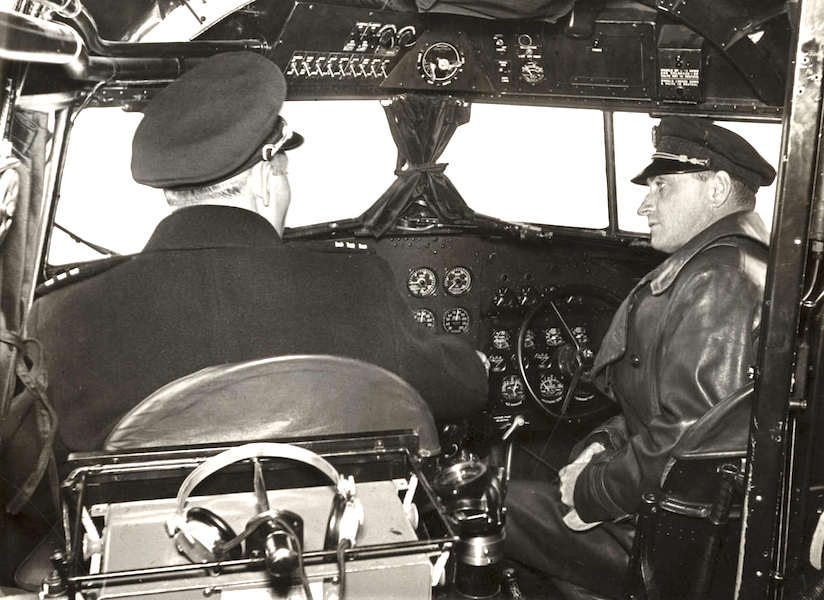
173;506;242;563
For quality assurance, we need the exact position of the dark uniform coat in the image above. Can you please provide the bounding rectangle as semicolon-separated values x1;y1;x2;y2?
27;206;487;453
505;210;768;595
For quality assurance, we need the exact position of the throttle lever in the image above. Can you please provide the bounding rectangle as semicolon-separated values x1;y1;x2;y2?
502;415;527;500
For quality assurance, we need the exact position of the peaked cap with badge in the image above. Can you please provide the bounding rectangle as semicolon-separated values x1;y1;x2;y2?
632;116;775;192
132;52;303;189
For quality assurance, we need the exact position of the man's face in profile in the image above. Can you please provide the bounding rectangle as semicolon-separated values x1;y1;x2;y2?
637;172;715;253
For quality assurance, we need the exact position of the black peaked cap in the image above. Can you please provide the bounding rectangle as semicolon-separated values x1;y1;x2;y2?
132;52;302;189
632;116;775;191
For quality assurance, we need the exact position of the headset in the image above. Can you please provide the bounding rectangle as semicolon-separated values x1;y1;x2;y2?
165;442;363;584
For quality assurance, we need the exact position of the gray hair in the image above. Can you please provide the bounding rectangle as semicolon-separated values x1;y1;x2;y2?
164;168;252;207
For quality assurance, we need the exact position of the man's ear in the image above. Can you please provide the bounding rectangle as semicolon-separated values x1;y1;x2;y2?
251;161;271;211
710;170;732;208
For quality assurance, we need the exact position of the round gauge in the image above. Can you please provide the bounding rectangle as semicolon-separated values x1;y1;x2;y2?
534;352;552;370
489;354;507;373
545;327;564;347
539;374;564;403
419;42;464;86
444;266;472;296
521;61;545;85
491;329;511;350
501;375;525;406
407;267;437;297
443;307;470;334
523;329;536;349
572;326;589;345
412;308;435;328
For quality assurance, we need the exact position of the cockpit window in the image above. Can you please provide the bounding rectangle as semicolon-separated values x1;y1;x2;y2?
614;112;781;233
442;104;609;229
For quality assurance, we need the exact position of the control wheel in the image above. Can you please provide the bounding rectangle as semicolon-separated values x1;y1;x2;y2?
516;285;620;419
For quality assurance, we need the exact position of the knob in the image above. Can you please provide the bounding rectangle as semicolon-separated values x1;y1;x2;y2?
378;25;396;49
518;285;539;308
397;25;417;47
492;286;516;311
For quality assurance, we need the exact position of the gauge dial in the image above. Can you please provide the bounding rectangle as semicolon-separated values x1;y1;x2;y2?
534;352;552;370
521;61;545;85
444;266;472;296
523;329;536;349
443;307;470;334
572;326;589;345
491;329;511;350
501;375;525;406
539;374;564;403
545;327;564;347
407;267;437;297
489;354;507;372
419;42;464;86
412;308;435;328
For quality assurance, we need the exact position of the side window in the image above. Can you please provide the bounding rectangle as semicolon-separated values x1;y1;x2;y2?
50;108;168;266
442;104;608;228
613;113;781;234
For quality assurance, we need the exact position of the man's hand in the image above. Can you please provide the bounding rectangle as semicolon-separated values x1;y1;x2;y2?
559;441;605;508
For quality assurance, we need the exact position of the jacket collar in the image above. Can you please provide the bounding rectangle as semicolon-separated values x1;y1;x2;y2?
143;205;282;251
644;210;769;296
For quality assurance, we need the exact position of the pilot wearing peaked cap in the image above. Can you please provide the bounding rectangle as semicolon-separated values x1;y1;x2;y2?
26;51;488;466
505;116;774;598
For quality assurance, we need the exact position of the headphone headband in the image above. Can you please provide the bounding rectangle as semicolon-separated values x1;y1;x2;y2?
166;443;350;538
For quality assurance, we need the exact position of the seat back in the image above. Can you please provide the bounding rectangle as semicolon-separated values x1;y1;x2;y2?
626;385;752;600
104;355;440;456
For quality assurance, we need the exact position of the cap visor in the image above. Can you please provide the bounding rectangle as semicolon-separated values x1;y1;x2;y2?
282;131;304;151
631;158;709;185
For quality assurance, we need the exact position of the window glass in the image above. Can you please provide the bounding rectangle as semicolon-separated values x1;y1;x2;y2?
614;113;781;234
281;100;396;227
49;101;396;265
442;104;608;228
51;108;169;265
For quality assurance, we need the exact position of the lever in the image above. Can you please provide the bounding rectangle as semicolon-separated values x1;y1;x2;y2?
502;415;527;498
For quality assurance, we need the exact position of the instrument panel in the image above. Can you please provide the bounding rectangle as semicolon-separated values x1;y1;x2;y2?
365;234;658;430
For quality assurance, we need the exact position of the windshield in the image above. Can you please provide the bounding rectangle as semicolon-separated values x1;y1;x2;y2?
48;101;781;266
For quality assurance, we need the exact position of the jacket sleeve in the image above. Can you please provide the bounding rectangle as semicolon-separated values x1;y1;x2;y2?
573;258;761;522
569;413;629;461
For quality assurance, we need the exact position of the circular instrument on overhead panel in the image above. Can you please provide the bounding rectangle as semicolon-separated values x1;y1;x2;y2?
418;42;464;86
412;308;436;329
521;61;545;85
501;375;525;406
444;266;472;296
443;307;470;334
407;267;437;297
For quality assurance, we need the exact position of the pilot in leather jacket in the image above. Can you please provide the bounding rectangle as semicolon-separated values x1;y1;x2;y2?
505;117;776;598
573;209;768;522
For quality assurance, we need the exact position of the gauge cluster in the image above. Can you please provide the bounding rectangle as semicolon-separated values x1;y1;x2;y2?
407;265;474;334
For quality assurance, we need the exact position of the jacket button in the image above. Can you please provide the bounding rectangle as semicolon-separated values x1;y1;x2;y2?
630;355;641;368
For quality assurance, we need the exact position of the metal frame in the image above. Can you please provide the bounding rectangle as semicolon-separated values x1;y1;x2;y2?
736;0;824;596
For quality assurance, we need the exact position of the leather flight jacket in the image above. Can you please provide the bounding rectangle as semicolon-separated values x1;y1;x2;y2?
573;211;769;523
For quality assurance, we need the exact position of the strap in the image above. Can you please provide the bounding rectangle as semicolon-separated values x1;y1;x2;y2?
0;328;59;514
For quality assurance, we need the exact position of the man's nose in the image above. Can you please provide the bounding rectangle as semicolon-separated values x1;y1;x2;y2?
637;192;654;216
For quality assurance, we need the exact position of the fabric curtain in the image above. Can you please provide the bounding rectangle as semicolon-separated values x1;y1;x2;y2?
359;94;476;237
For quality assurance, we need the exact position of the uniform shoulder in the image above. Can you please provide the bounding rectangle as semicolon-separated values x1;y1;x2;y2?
35;255;134;298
